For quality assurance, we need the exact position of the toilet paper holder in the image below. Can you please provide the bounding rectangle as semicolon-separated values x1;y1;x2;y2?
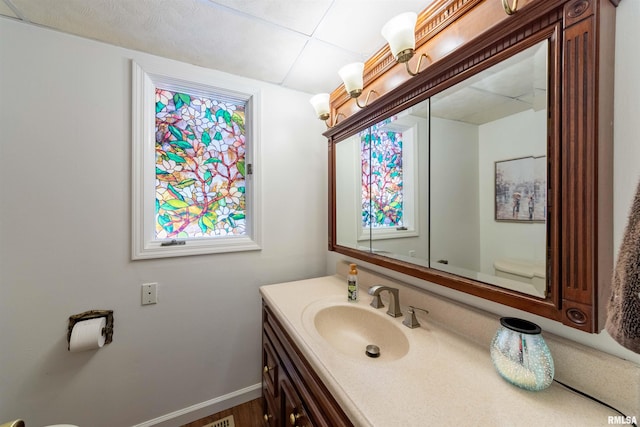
67;310;114;351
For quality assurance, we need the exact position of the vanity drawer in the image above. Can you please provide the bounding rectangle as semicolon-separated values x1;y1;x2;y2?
261;393;278;427
262;331;279;397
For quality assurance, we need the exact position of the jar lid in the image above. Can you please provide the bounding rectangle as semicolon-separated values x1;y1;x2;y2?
499;317;542;334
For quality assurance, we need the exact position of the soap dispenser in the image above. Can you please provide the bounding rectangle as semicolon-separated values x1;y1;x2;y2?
347;263;359;302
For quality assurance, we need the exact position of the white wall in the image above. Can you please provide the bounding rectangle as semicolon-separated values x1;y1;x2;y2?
613;0;640;253
328;0;640;366
0;17;327;427
478;109;547;275
335;134;360;248
430;116;480;270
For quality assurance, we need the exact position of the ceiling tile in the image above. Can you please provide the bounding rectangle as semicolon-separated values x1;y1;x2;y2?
314;0;433;57
209;0;332;35
0;1;17;18
4;0;439;94
11;0;307;85
463;98;532;125
283;38;365;95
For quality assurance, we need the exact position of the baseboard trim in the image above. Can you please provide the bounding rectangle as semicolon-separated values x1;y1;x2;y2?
132;383;262;427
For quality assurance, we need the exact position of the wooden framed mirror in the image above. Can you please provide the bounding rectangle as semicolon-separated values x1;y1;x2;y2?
325;0;618;333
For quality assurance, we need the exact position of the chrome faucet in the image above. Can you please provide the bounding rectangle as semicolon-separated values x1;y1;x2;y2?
368;285;402;318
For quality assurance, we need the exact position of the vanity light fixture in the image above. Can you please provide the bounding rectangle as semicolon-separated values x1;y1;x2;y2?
338;62;377;109
309;93;345;128
381;12;429;76
310;11;427;122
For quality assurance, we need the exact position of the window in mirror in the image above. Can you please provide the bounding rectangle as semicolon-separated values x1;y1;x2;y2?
429;40;548;298
334;100;428;258
362;122;404;230
361;116;418;241
367;105;428;262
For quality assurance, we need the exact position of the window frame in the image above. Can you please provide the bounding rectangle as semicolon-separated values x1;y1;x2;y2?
131;60;261;260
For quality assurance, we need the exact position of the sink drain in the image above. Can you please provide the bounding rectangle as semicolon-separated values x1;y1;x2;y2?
365;344;380;358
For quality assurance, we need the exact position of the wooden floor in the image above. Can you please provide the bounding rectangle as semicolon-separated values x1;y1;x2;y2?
182;398;264;427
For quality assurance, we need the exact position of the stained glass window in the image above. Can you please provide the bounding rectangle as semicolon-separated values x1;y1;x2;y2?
361;119;404;229
155;88;247;239
132;60;260;260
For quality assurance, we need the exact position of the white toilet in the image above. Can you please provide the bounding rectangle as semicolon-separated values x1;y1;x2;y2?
494;257;546;296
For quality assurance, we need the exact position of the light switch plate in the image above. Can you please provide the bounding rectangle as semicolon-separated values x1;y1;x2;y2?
141;283;157;305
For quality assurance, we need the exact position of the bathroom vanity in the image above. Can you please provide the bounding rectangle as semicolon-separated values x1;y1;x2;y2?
260;271;640;426
278;0;636;423
261;300;351;426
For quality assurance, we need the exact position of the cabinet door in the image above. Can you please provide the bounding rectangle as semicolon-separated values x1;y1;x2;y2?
262;302;352;426
281;377;314;427
262;337;279;397
262;333;280;426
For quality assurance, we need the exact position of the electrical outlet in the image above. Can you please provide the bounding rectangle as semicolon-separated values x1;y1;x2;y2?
141;283;157;305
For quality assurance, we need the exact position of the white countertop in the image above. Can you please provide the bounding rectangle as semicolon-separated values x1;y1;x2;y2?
260;275;617;427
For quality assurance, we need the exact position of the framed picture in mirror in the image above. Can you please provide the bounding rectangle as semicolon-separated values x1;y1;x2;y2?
495;156;546;222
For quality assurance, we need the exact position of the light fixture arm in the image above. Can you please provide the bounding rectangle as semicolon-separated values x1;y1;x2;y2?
502;0;518;15
324;112;346;128
355;90;378;109
405;53;430;76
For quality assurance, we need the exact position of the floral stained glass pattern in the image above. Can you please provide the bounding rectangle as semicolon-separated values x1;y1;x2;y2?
155;87;247;239
361;120;404;229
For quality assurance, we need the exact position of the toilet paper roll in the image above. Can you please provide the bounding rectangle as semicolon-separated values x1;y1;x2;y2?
69;317;106;352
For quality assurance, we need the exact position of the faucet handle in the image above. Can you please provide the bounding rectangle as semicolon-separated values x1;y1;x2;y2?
403;306;429;329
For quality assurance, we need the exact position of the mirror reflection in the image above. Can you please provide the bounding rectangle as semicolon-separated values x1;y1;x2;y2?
430;40;548;297
335;100;430;262
335;131;367;250
335;40;548;298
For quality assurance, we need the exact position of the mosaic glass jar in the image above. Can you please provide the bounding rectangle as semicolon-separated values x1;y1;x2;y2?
490;317;554;391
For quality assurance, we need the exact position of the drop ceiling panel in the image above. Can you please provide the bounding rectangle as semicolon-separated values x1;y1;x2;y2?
472;60;537;99
313;0;432;57
0;2;17;18
431;87;533;125
431;88;504;122
209;0;333;35
463;98;532;125
430;41;548;125
9;0;308;85
2;0;439;93
283;38;365;95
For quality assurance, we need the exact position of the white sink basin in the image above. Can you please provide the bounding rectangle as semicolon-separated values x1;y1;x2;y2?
309;303;410;361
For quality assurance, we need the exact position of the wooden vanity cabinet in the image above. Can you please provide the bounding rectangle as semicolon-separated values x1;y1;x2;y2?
261;302;352;427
